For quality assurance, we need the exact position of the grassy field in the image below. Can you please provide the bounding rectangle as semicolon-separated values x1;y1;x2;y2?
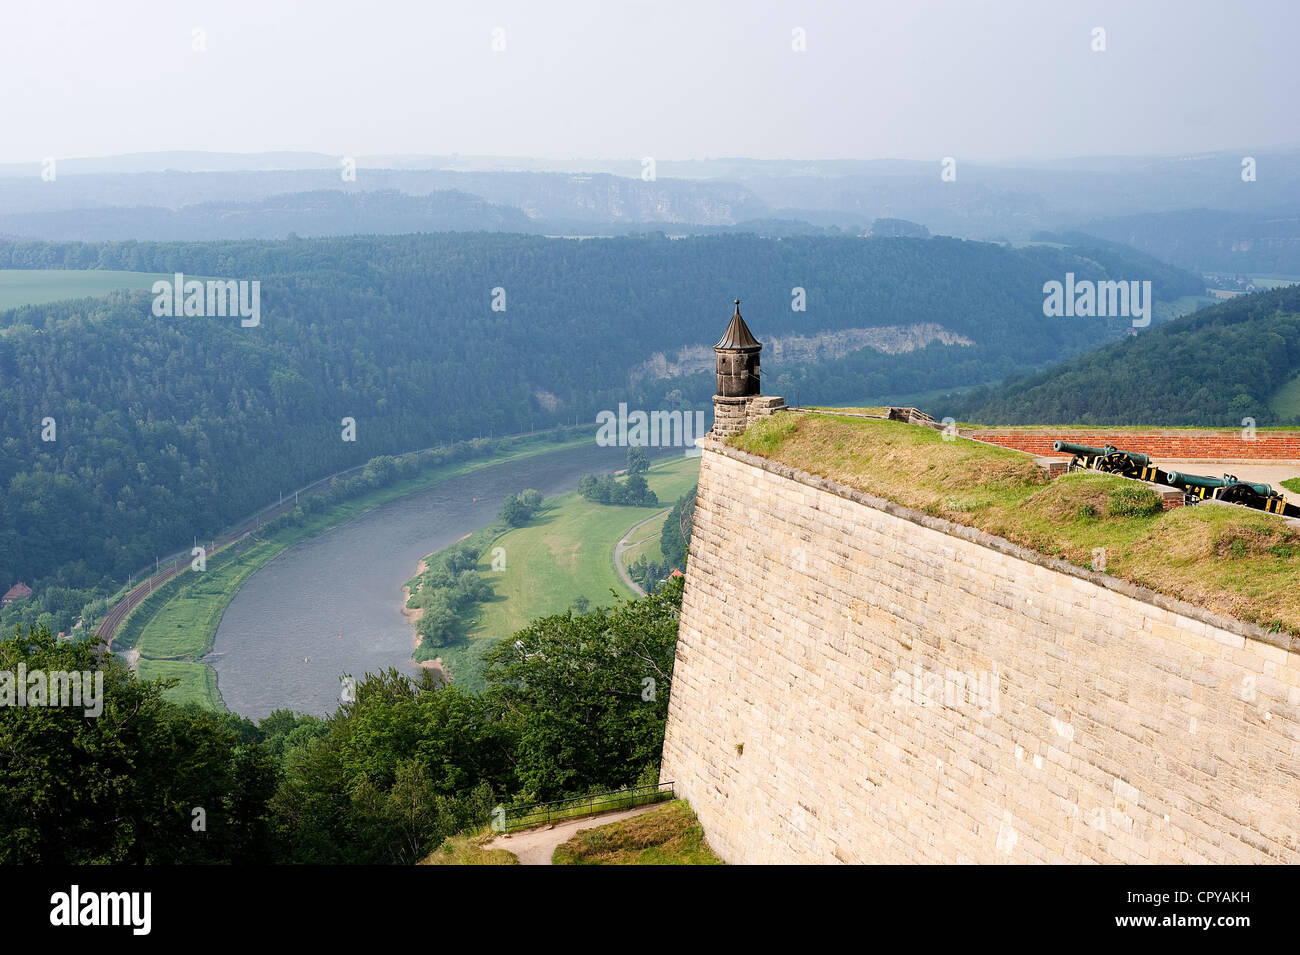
419;454;700;689
120;433;595;710
620;513;669;568
135;659;221;709
1251;275;1300;289
550;800;724;865
0;269;178;309
733;411;1300;635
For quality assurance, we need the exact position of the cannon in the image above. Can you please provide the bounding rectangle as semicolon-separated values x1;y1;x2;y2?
1053;441;1108;458
1054;441;1159;481
1056;440;1300;518
1164;470;1290;513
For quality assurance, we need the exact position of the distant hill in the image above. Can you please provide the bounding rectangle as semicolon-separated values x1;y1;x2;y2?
948;285;1300;426
3;147;1299;242
1052;210;1300;274
868;218;930;238
0;189;535;241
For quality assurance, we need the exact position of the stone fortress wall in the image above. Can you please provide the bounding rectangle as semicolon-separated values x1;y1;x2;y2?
660;438;1300;864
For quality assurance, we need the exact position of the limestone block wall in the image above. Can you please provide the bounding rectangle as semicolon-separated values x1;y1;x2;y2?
660;440;1300;864
711;395;787;437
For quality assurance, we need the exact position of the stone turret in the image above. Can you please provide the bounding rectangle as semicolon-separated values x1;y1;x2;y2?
711;299;786;437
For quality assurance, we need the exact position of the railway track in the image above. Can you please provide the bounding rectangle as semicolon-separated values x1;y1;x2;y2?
94;465;367;648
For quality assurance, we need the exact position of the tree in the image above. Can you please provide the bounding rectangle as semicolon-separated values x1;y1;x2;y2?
483;575;683;797
624;474;657;506
626;446;650;475
500;494;530;527
443;545;480;575
500;490;543;527
0;624;279;864
416;593;462;648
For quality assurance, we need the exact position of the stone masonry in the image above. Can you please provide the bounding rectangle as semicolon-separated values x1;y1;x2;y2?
660;438;1300;864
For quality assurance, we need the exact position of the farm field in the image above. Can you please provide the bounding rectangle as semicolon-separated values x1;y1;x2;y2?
0;268;177;309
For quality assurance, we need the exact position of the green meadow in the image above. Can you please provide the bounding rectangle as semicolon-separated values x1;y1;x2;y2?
0;269;177;310
420;454;701;690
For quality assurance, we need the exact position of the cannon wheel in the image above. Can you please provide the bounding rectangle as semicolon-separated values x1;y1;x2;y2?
1216;484;1267;509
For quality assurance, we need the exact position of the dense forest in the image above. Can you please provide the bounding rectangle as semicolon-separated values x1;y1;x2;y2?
0;578;681;864
948;285;1300;426
0;232;1200;608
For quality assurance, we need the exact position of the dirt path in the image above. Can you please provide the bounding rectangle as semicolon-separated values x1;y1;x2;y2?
614;509;669;597
483;803;663;865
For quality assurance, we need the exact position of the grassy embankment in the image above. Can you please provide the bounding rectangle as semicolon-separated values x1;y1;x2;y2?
406;455;700;690
122;433;595;709
420;800;722;865
551;800;723;865
419;831;520;865
733;411;1300;636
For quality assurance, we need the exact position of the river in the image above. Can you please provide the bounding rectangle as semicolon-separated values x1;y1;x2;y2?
209;441;655;719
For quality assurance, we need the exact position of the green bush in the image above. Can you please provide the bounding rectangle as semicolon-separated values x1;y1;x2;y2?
1106;483;1163;518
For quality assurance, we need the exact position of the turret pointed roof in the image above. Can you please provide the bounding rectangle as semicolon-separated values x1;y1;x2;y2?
714;299;762;351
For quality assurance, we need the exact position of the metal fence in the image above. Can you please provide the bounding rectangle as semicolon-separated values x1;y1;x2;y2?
495;782;675;833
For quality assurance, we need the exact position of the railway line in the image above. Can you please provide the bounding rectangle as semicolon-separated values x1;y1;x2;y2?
94;462;371;647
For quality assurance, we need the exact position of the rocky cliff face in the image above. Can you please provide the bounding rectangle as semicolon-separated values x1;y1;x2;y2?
631;324;974;384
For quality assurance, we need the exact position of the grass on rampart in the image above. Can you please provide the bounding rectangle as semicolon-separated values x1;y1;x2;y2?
731;412;1300;636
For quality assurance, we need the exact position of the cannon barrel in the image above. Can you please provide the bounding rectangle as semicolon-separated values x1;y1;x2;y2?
1227;479;1276;498
1053;441;1107;457
1110;447;1152;468
1053;440;1151;468
1166;470;1229;490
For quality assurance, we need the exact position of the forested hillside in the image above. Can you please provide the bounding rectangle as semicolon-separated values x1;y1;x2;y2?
949;285;1300;425
1052;211;1300;274
0;232;1200;603
0;189;536;241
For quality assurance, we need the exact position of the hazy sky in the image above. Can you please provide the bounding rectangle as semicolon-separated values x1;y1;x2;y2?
2;0;1297;164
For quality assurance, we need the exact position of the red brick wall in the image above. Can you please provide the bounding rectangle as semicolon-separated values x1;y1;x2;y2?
965;430;1300;460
